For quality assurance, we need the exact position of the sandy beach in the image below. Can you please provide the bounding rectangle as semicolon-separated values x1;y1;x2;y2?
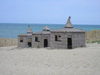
0;0;100;74
0;43;100;75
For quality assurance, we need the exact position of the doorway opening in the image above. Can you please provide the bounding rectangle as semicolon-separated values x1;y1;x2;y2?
44;39;48;47
28;42;32;47
67;38;72;49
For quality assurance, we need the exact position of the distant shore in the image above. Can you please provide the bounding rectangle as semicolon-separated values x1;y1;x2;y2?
0;30;100;47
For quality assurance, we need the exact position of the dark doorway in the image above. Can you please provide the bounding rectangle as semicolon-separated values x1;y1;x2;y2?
67;38;72;49
44;39;48;47
28;42;32;47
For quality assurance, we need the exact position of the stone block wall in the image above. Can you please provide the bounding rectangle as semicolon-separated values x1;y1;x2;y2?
50;32;67;49
18;36;32;48
50;32;85;49
32;34;50;48
18;32;86;49
72;32;85;48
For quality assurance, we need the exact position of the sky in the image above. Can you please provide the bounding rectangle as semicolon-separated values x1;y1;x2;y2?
0;0;100;25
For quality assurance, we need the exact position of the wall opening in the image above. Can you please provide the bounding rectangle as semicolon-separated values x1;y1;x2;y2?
44;39;48;47
55;35;58;41
35;37;39;42
20;40;23;42
28;42;32;47
67;38;72;49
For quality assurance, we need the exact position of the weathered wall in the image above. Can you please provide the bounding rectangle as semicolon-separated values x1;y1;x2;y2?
72;32;85;48
50;32;85;49
18;36;27;48
32;34;42;48
18;36;32;48
50;32;67;49
0;38;17;47
32;34;50;48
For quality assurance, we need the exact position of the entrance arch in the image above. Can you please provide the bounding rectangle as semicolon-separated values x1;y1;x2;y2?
67;38;72;49
44;39;48;47
28;42;32;47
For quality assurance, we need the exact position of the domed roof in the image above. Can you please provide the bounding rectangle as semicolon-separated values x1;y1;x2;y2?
43;26;50;31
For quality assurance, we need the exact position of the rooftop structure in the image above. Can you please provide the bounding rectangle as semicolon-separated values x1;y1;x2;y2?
27;24;33;34
64;16;73;28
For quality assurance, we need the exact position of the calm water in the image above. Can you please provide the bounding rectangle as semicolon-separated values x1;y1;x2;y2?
0;23;100;38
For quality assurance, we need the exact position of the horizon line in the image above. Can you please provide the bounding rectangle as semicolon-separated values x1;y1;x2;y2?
0;23;100;25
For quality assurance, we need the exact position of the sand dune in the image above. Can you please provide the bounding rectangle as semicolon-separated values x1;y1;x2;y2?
0;38;17;47
0;43;100;75
86;30;100;42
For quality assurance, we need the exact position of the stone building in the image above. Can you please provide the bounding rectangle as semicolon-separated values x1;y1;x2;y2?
50;16;85;49
32;26;51;48
18;25;33;48
18;16;85;49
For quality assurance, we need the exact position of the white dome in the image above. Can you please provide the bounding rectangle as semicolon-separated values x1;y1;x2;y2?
43;26;50;31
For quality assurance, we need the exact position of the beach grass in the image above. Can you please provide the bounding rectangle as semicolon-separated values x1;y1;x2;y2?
87;40;100;44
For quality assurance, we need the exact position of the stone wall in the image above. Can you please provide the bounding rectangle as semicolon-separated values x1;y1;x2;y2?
32;34;42;48
50;32;67;49
50;32;85;49
32;34;50;48
18;36;32;48
72;32;85;48
18;36;27;48
17;30;100;48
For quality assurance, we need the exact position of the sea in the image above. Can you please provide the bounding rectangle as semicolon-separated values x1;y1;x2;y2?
0;23;100;38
